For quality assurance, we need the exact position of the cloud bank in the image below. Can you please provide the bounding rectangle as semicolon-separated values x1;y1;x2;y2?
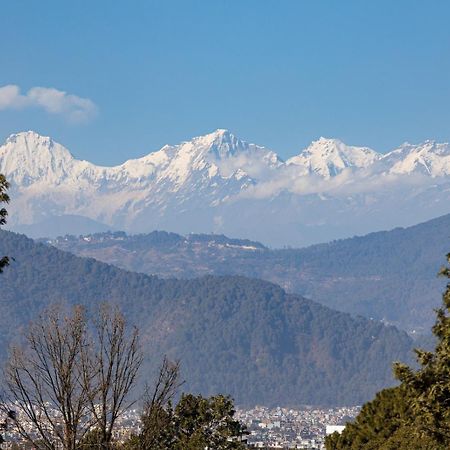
0;85;97;122
231;166;440;201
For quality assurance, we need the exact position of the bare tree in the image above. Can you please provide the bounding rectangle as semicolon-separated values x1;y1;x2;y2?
2;303;142;450
137;358;183;450
3;305;92;450
83;303;142;449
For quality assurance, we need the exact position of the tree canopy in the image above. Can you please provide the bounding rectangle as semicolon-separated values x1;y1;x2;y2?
126;393;247;450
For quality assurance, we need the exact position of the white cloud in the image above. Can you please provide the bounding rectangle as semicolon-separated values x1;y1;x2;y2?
231;166;438;201
0;84;97;123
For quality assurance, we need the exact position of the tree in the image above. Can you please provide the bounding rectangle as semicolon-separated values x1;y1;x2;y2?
125;394;247;450
3;305;91;450
136;357;183;449
172;394;247;450
0;174;10;272
393;252;450;443
325;252;450;449
2;303;142;450
325;386;418;450
127;362;247;450
83;304;142;450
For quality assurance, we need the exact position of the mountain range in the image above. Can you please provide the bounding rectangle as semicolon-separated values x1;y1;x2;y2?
2;130;450;246
47;213;450;334
0;229;413;406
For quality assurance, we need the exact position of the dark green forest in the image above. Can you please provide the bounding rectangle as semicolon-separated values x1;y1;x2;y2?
48;213;450;333
0;230;413;406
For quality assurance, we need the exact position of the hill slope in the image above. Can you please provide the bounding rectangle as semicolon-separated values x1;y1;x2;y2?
48;214;450;333
0;230;413;406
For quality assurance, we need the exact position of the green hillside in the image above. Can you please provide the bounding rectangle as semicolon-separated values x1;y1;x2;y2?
48;214;450;333
0;230;413;406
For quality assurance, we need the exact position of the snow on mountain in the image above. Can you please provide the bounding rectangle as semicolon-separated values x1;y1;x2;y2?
287;137;381;178
380;140;450;177
0;129;280;229
141;128;282;186
0;131;78;185
1;129;450;246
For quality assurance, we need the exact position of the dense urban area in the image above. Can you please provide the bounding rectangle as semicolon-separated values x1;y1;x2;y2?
0;404;359;449
236;405;359;449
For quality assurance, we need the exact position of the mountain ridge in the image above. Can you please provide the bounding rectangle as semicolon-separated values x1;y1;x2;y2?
2;129;450;246
47;213;450;333
5;130;450;178
0;229;414;406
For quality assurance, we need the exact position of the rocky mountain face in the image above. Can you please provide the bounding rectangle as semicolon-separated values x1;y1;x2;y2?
2;130;450;246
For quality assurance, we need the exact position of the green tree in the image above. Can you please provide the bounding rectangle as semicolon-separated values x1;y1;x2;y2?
0;174;10;272
324;386;436;449
172;394;247;450
129;390;247;450
325;252;450;449
393;252;450;443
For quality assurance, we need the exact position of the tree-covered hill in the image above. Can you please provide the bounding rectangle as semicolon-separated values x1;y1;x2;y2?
47;213;450;333
0;230;413;406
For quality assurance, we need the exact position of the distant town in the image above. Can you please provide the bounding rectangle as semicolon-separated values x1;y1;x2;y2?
236;405;359;449
1;404;359;449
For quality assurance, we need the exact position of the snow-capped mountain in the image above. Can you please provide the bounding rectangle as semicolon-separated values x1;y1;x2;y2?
0;129;277;188
380;140;450;177
1;129;450;246
287;137;380;178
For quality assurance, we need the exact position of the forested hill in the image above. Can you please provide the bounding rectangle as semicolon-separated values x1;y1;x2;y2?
47;213;450;333
0;230;413;406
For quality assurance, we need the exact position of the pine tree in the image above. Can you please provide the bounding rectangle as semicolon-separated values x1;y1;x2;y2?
393;252;450;444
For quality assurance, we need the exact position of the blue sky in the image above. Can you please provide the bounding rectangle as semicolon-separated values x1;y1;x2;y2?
1;0;450;164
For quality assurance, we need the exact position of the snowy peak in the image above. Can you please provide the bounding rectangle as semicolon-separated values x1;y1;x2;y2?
2;131;74;161
176;129;274;161
0;131;77;185
287;137;380;178
145;129;282;184
382;141;450;177
2;130;450;197
192;129;236;155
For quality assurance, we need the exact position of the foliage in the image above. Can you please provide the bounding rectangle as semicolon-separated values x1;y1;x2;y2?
172;394;247;449
128;394;247;450
325;253;450;449
393;253;450;443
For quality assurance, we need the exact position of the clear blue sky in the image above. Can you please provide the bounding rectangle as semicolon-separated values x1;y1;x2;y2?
1;0;450;164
